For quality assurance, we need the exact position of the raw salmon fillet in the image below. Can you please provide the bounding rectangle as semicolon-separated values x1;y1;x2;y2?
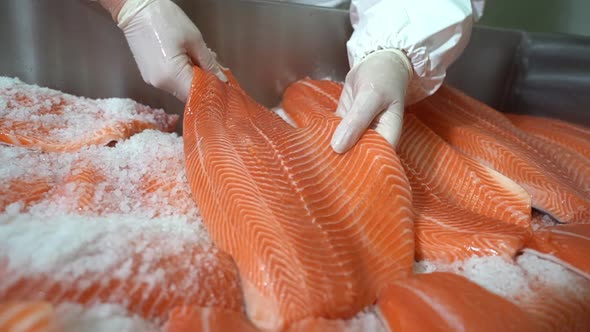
412;85;590;223
183;68;414;330
434;86;590;207
0;76;178;152
281;79;531;227
398;114;532;228
434;93;590;196
524;224;590;279
411;191;529;262
506;113;590;194
506;113;590;160
398;114;530;262
491;113;590;194
0;301;55;332
0;215;244;324
280;78;530;262
377;272;540;332
399;114;531;262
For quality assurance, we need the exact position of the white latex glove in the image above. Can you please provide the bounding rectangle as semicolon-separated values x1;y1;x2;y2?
100;0;227;102
331;49;413;154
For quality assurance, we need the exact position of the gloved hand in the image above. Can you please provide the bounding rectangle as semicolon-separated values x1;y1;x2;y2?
331;49;413;154
99;0;227;102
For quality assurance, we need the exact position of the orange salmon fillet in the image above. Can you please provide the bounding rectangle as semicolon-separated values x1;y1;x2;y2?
183;68;413;330
411;86;590;223
377;272;540;332
506;113;590;160
426;89;590;195
282;78;531;263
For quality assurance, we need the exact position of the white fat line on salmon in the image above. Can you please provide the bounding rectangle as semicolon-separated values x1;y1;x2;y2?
397;283;465;332
548;229;590;241
299;80;339;106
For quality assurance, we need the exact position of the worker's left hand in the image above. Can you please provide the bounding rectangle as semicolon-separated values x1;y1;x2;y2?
331;49;413;154
99;0;226;102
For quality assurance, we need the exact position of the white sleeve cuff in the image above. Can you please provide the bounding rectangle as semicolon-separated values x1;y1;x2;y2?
347;0;484;104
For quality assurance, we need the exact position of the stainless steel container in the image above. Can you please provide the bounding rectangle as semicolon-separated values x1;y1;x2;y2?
1;0;589;133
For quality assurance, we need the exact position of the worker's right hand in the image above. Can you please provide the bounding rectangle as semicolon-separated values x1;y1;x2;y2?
99;0;227;102
331;49;413;153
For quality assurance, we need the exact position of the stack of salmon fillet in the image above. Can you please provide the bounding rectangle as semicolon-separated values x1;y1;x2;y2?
1;69;589;332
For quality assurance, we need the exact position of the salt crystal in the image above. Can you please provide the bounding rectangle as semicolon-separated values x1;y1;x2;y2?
0;76;178;150
0;213;212;286
3;130;201;222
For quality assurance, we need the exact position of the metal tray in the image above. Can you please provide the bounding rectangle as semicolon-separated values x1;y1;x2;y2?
1;0;589;133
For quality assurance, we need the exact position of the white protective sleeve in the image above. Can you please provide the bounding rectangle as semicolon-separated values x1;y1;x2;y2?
347;0;486;104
